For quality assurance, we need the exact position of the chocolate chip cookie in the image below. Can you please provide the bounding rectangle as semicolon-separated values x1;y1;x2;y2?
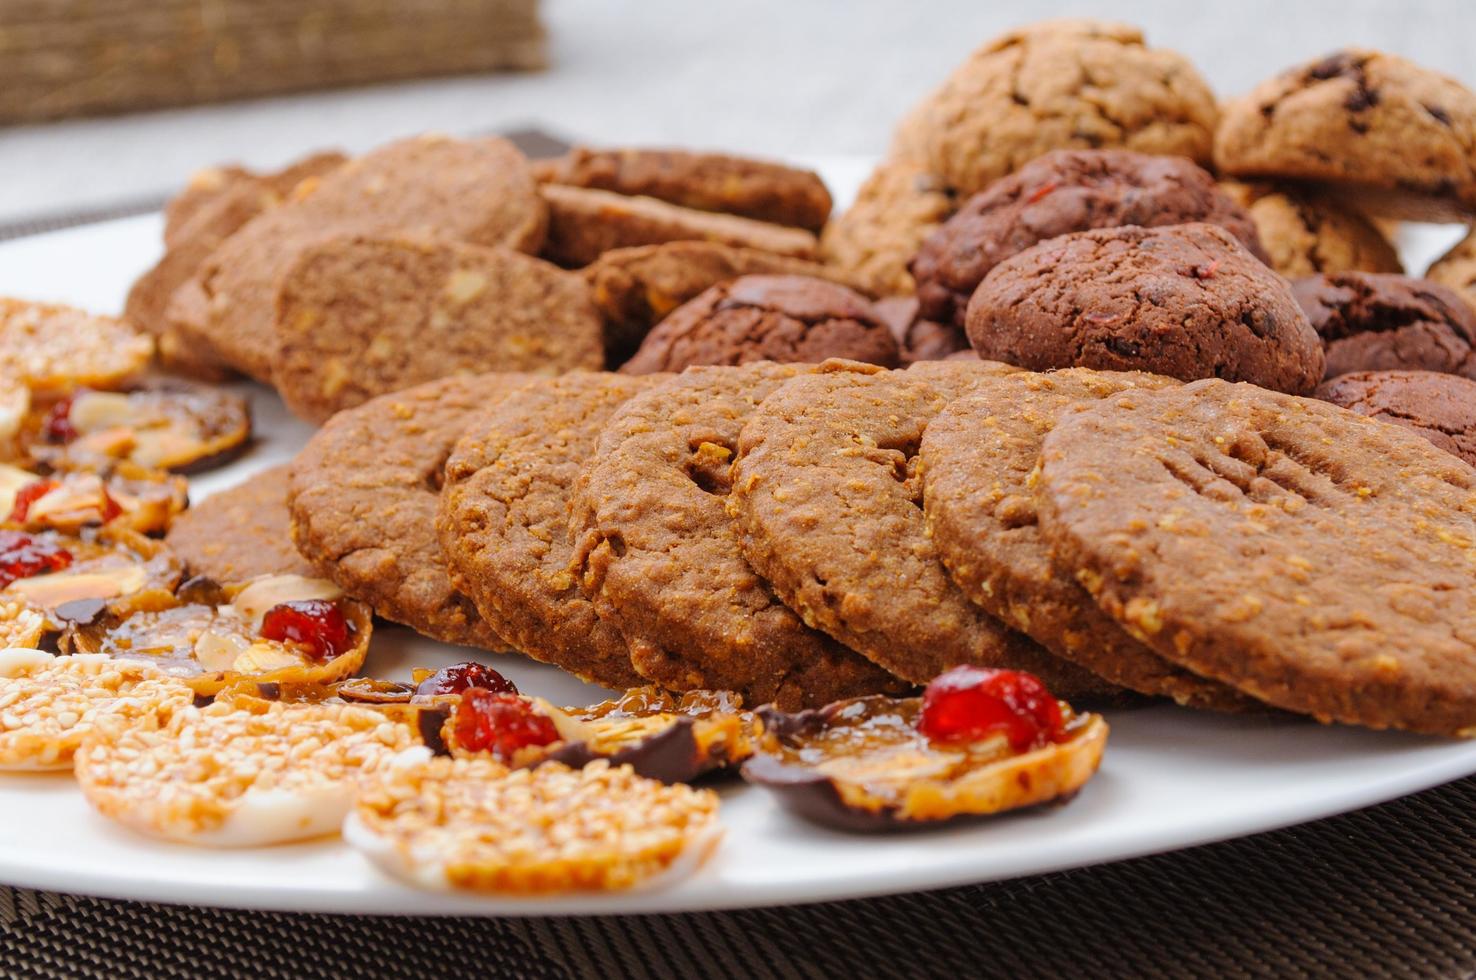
437;373;657;688
1292;271;1476;379
1036;379;1476;735
288;374;528;649
1428;228;1476;312
818;161;956;296
619;276;899;375
902;20;1218;197
274;234;604;422
1215;49;1476;220
165;465;316;583
1219;180;1402;278
920;369;1250;709
1316;370;1476;466
913;150;1265;328
539;185;818;267
535;147;832;231
966;223;1325;393
730;360;1118;699
570;363;905;709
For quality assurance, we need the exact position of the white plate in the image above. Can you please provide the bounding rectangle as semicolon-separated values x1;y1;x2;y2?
0;160;1471;916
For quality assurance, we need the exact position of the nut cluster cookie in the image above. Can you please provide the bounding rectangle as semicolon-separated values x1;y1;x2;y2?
1316;369;1476;466
1292;271;1476;379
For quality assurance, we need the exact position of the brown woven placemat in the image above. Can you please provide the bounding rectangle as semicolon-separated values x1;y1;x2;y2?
3;774;1474;979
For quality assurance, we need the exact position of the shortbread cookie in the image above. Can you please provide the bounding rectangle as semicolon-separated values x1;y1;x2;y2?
1292;271;1476;379
166;465;316;583
289;374;527;648
0;299;152;396
191;135;547;381
1315;370;1476;466
1219;180;1402;278
438;373;656;688
540;185;818;267
966;223;1325;394
1428;227;1476;312
571;364;906;708
275;234;603;422
162;152;346;245
1036;379;1476;735
818;161;955;296
536;147;832;231
1215;49;1476;219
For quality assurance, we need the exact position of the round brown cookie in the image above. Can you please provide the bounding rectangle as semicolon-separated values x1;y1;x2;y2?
569;363;906;709
195;135;547;381
288;374;528;649
873;297;970;363
1219;180;1402;279
902;20;1217;198
730;359;1119;699
583;242;867;361
619;276;899;375
274;234;604;423
165;465;315;583
1215;49;1476;220
534;147;832;232
159;279;233;384
1315;370;1476;466
913;150;1265;329
437;373;659;688
920;370;1251;710
966;223;1325;394
539;185;817;268
818;161;956;296
1036;379;1476;735
1428;228;1476;312
1291;272;1476;380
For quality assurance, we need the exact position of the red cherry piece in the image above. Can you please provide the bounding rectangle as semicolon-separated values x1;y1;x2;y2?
259;599;353;662
917;665;1064;752
451;690;559;761
6;480;59;523
0;530;73;588
42;397;78;444
415;661;518;697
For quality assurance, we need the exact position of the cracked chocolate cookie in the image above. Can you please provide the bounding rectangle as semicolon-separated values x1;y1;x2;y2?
1315;370;1476;466
1215;49;1476;220
1036;379;1476;735
965;223;1325;393
535;147;832;232
1428;227;1476;312
913;150;1265;329
818;161;956;296
619;276;899;375
438;373;659;689
874;297;970;363
900;20;1217;197
1292;271;1476;379
166;465;316;584
289;374;529;649
570;363;905;709
1219;180;1402;278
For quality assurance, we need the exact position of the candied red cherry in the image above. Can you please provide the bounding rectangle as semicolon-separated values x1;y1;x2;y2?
41;396;77;444
0;529;72;588
918;665;1064;753
415;661;518;698
451;690;559;761
6;480;59;523
259;599;353;662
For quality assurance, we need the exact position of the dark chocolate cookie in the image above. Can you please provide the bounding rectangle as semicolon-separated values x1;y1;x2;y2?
913;149;1266;328
873;297;971;363
619;276;899;375
1315;369;1476;466
966;223;1325;393
1292;272;1476;379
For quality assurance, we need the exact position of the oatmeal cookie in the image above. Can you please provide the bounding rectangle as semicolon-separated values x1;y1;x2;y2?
166;465;316;583
818;161;956;296
1220;180;1402;278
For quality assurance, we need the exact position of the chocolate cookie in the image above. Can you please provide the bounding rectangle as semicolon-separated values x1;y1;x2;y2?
288;374;528;649
165;465;315;583
539;185;817;268
274;234;604;423
818;161;956;296
1315;370;1476;466
437;373;657;688
966;223;1325;394
1219;180;1402;278
570;363;905;709
534;147;832;231
584;241;864;360
619;276;899;375
873;297;970;363
1036;379;1476;735
913;150;1265;328
730;360;1118;699
193;135;547;381
920;369;1250;710
1428;228;1476;312
1215;49;1476;220
1292;272;1476;379
901;20;1217;197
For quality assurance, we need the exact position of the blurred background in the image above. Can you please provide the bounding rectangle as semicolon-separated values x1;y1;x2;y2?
2;0;1474;225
